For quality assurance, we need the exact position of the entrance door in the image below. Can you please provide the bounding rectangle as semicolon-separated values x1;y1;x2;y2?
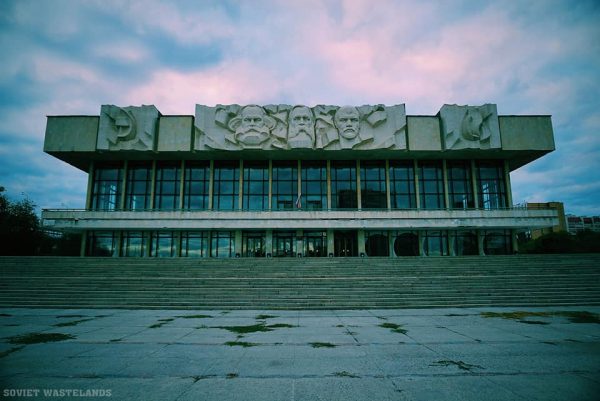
274;232;295;257
242;232;265;257
334;230;358;257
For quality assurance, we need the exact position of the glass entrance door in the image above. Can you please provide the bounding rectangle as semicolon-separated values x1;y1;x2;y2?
334;230;358;257
242;231;265;257
273;231;295;257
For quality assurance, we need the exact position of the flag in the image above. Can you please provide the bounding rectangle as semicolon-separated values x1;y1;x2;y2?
295;193;302;209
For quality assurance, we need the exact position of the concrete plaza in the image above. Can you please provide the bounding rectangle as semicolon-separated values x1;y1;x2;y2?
1;306;599;400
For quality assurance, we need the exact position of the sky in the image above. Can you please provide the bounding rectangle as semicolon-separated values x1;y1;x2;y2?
0;0;599;215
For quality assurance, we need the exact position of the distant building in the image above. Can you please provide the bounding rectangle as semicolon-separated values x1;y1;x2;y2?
41;103;559;257
566;215;600;234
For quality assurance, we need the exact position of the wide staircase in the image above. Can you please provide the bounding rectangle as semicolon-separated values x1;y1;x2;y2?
1;254;599;309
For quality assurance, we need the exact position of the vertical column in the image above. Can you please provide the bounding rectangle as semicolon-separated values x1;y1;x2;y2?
297;160;302;208
268;159;273;210
149;160;157;209
265;229;273;257
326;160;332;210
80;232;87;257
417;231;424;256
448;231;456;256
116;231;123;257
119;160;128;210
179;160;185;209
385;159;391;210
208;160;214;210
238;160;244;210
471;160;479;209
414;160;421;209
478;230;485;255
296;229;303;257
504;160;513;207
442;159;450;209
235;230;242;257
85;161;94;210
327;229;334;257
356;160;362;210
145;232;151;257
358;230;366;256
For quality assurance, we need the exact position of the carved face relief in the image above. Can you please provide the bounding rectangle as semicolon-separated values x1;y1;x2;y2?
334;106;360;140
461;108;484;141
233;106;272;147
287;106;315;148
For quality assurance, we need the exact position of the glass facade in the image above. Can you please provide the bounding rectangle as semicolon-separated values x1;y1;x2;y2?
360;161;387;209
87;231;118;256
273;231;296;257
303;231;327;257
121;231;147;257
447;161;474;209
213;161;239;210
389;161;416;209
365;230;389;256
150;231;177;257
243;161;269;210
419;162;445;209
422;231;449;256
330;161;357;209
272;161;298;210
301;161;327;210
242;231;266;257
180;231;209;257
125;163;152;210
91;165;123;210
477;161;507;209
454;231;478;255
210;231;234;258
183;161;210;210
393;232;419;256
154;162;181;210
483;230;512;255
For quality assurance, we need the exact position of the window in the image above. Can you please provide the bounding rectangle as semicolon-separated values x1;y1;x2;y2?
389;161;416;209
393;232;419;256
301;161;327;210
422;231;448;256
210;231;234;258
454;231;478;255
150;231;177;257
183;161;210;210
125;163;152;210
331;161;357;209
419;161;445;209
273;231;296;257
87;231;118;256
360;161;387;209
154;162;181;210
91;164;123;210
121;231;147;257
242;161;269;210
447;161;474;209
212;161;239;210
477;161;507;209
272;161;298;210
181;231;209;258
484;230;512;255
365;230;389;256
242;231;265;257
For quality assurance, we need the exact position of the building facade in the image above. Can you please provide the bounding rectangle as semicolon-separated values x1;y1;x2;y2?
42;103;559;257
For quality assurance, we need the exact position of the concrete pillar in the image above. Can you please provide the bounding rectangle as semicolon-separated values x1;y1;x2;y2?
448;231;456;256
385;159;391;210
326;160;332;209
442;159;449;209
356;160;362;210
389;231;395;257
418;230;424;256
471;160;479;209
296;229;303;256
234;230;242;257
120;160;128;210
85;161;94;210
478;230;486;256
414;160;421;209
265;229;273;257
327;229;334;256
511;229;519;254
79;231;87;257
208;160;214;210
358;229;366;256
504;160;513;207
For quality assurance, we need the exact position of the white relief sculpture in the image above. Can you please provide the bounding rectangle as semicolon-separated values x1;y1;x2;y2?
194;104;407;151
440;104;501;150
287;106;316;149
97;105;159;151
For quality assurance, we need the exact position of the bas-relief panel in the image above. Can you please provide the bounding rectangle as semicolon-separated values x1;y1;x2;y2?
194;104;407;151
440;104;501;150
97;105;160;151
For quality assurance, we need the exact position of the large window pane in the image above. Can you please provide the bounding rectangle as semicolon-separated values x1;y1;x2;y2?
91;164;123;210
184;161;210;210
87;231;118;256
360;161;387;209
331;161;357;209
419;162;445;209
213;161;239;210
154;162;181;210
125;163;152;210
447;161;474;209
272;161;298;210
365;230;389;256
422;231;448;256
121;231;146;257
389;161;415;209
210;231;234;258
301;161;327;210
477;161;507;209
181;231;209;257
303;231;327;257
242;161;268;210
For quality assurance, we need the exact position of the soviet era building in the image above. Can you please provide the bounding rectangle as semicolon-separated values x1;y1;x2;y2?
42;103;559;258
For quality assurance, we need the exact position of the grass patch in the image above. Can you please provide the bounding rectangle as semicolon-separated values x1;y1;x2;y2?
255;314;278;320
310;342;336;348
6;332;75;345
214;322;295;334
333;371;360;378
226;373;238;379
431;360;484;371
481;311;600;324
0;346;24;358
379;323;408;335
53;318;95;328
176;314;213;319
149;318;175;329
224;341;258;347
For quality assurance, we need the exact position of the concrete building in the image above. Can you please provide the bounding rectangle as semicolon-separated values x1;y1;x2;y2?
41;103;559;257
527;202;567;239
566;215;600;234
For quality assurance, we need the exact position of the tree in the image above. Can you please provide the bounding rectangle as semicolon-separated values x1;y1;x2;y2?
0;186;43;255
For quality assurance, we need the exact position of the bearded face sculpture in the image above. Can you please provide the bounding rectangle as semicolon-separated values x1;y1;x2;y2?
287;106;316;149
228;105;276;148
